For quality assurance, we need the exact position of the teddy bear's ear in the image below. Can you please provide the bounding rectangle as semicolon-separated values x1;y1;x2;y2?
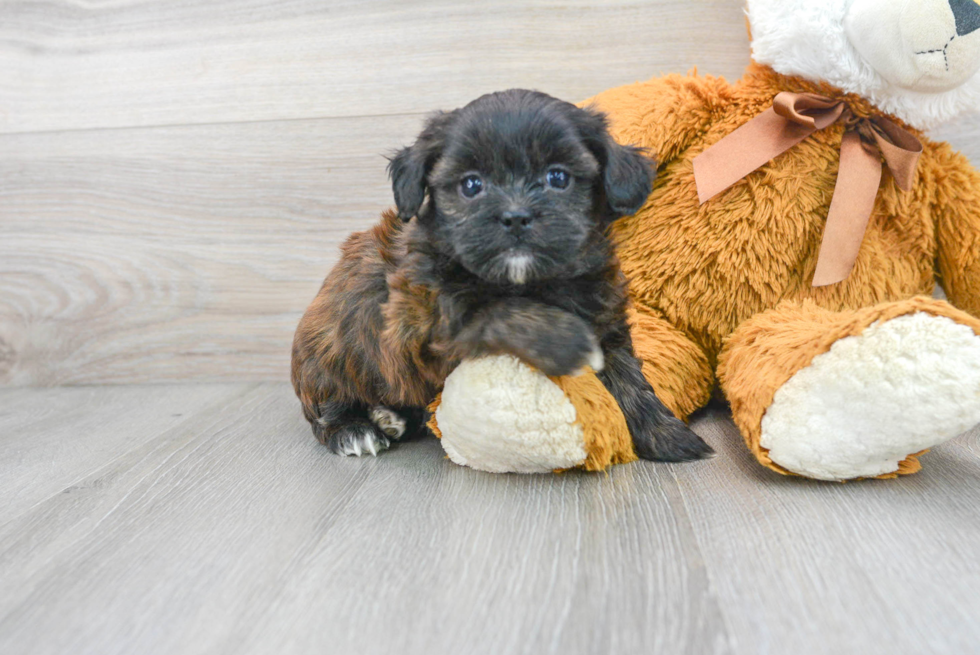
574;106;656;220
387;110;457;222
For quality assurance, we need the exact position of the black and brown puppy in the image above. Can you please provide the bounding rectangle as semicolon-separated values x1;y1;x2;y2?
292;89;712;462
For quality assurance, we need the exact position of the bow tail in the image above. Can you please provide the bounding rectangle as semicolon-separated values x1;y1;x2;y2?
811;131;884;287
693;107;817;204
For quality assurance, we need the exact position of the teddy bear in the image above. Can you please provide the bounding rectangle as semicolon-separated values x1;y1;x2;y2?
427;0;980;480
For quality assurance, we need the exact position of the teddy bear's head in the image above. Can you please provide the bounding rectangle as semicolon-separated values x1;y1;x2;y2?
747;0;980;129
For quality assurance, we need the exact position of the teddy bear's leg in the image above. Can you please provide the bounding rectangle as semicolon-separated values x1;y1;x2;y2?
627;307;715;420
717;297;980;481
429;356;612;473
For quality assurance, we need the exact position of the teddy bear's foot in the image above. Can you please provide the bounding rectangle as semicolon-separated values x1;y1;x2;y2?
763;311;980;480
431;356;588;473
720;298;980;481
429;355;637;473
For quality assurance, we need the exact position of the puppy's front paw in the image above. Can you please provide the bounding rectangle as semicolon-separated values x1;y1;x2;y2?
573;341;605;376
327;423;391;457
530;322;604;377
369;406;408;439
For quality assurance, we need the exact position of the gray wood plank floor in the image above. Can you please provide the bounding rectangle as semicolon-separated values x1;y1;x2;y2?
2;383;978;655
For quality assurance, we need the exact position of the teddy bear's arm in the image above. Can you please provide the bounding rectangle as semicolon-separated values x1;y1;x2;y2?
582;73;733;167
935;148;980;318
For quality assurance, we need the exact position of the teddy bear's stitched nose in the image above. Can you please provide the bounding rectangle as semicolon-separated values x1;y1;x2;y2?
916;51;949;77
950;0;980;36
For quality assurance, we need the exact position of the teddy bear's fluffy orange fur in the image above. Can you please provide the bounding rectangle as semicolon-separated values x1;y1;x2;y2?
570;62;980;476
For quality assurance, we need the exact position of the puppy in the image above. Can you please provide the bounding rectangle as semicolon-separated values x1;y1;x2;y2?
291;89;712;462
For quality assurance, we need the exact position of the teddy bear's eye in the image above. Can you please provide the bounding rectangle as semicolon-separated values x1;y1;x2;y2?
460;174;484;199
546;168;571;190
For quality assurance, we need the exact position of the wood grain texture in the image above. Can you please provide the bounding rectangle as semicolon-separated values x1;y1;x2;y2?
0;383;247;524
0;116;421;385
0;0;751;134
677;407;980;655
1;383;978;654
0;382;732;655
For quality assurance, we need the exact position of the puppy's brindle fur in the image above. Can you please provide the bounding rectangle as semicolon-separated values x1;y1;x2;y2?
291;89;712;461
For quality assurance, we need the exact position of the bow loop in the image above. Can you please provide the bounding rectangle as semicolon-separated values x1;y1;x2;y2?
867;118;922;191
772;92;845;129
692;92;922;286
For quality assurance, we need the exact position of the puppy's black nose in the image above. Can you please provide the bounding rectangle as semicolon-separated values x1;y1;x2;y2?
499;209;533;233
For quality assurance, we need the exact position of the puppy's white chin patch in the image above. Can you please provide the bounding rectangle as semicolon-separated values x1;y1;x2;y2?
506;253;534;285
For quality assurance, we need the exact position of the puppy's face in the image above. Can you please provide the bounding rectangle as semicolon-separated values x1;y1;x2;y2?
388;90;654;285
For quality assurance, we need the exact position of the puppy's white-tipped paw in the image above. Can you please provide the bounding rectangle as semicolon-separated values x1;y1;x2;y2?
369;407;408;439
332;426;390;457
572;347;605;377
587;347;605;373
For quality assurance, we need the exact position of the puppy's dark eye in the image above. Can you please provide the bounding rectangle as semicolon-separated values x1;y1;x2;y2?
546;168;570;190
460;174;484;199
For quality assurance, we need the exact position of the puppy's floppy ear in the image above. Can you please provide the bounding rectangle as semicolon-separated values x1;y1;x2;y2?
602;141;655;217
387;110;457;222
574;105;655;219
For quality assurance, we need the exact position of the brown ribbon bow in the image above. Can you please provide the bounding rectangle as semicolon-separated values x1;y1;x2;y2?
692;92;923;286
